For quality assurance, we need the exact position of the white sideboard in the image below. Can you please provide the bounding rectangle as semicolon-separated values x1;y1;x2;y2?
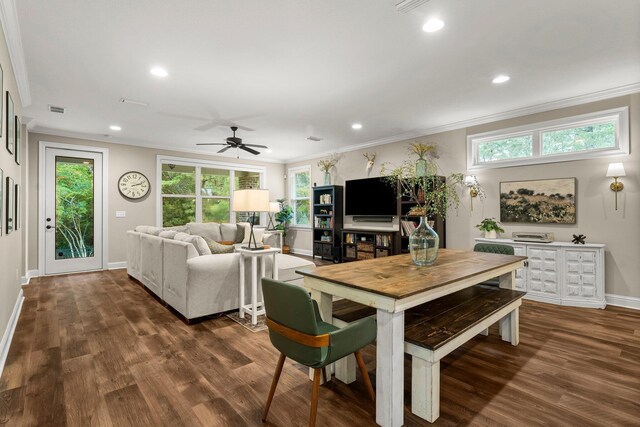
474;238;606;309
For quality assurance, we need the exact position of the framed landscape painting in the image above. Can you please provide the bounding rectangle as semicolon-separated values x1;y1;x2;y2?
500;178;576;224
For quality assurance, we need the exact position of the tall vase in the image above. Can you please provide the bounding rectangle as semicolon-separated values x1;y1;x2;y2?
415;158;427;177
409;216;439;266
323;172;331;185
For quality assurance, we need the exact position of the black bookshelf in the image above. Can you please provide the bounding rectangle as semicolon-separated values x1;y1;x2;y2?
342;230;395;262
312;185;343;262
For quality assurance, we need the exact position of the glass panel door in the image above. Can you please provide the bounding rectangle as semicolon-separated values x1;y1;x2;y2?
44;148;103;274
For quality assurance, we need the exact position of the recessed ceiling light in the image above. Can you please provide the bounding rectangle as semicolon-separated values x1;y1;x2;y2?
352;123;363;130
422;18;444;33
150;67;168;77
492;75;510;84
109;125;121;131
265;149;273;153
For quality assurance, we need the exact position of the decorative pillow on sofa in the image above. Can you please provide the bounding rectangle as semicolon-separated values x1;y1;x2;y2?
165;225;189;233
134;225;150;233
146;226;163;236
236;222;249;243
187;222;222;242
158;230;177;239
220;223;238;242
205;238;235;254
174;232;212;256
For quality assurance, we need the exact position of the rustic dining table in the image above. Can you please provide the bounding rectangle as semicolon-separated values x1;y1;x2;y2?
296;249;527;427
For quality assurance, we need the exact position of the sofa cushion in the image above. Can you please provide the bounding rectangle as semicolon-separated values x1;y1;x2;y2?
134;225;150;233
165;225;189;233
206;239;235;254
220;223;238;242
146;226;163;236
187;222;222;242
174;232;212;256
159;230;177;239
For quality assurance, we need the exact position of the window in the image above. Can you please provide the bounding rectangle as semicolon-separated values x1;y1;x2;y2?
158;157;265;227
289;166;311;227
467;107;629;169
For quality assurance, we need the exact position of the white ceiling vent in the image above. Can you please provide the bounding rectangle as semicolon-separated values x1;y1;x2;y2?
396;0;431;13
48;105;65;114
307;136;323;142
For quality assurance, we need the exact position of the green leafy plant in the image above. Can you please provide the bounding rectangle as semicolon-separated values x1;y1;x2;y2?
380;144;464;218
274;198;294;244
475;218;505;234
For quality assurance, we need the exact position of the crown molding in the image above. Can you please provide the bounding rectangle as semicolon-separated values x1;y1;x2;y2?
29;126;286;164
0;0;31;106
286;82;640;164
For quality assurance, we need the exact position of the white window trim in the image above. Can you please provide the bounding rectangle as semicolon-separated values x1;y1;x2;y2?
288;164;312;228
156;155;267;227
467;106;629;170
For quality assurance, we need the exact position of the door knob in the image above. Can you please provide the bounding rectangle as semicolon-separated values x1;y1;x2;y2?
46;225;54;230
46;218;52;222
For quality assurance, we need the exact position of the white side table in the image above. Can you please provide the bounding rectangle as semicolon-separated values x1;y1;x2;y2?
238;247;281;325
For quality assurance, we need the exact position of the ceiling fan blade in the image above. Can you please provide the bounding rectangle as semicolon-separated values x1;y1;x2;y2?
239;145;260;155
243;144;268;148
217;146;232;153
234;125;255;132
194;122;221;132
195;143;227;146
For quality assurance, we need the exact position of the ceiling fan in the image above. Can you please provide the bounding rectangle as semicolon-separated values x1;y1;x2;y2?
196;126;268;156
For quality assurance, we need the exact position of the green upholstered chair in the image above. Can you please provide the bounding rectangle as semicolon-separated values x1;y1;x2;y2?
261;278;376;427
474;243;515;286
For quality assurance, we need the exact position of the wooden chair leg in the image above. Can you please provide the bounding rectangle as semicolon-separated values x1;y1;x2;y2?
262;353;286;422
310;368;321;427
354;351;375;402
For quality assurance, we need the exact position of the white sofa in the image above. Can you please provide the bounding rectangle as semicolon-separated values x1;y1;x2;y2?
127;223;315;320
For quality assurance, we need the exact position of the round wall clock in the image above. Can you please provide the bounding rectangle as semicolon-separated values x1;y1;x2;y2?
118;171;150;200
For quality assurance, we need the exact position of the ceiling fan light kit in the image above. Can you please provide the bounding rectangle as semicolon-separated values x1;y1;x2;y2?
196;126;269;157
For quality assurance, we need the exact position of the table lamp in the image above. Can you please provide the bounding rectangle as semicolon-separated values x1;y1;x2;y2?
233;189;270;249
267;201;280;230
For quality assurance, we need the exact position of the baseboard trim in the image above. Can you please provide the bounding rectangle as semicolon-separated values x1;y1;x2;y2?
605;293;640;310
0;289;24;378
20;269;39;285
291;248;313;257
108;262;127;270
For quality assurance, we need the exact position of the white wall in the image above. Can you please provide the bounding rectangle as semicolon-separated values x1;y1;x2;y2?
0;24;25;351
286;93;639;299
27;132;285;269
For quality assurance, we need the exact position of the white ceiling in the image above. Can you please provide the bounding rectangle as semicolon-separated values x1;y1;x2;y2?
15;0;640;162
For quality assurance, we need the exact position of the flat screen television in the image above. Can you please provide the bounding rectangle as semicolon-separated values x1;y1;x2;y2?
345;177;397;216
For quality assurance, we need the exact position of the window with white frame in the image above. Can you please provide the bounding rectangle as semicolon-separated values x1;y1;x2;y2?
288;165;311;227
158;157;265;227
467;107;629;169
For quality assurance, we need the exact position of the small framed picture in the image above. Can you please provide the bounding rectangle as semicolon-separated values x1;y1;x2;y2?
15;115;20;165
6;176;14;234
14;183;20;230
6;91;13;155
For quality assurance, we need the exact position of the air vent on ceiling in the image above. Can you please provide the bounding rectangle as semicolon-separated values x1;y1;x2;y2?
48;105;65;114
119;97;149;107
307;136;323;142
396;0;431;13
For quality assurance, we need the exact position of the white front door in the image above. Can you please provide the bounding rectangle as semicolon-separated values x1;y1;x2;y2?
44;147;104;274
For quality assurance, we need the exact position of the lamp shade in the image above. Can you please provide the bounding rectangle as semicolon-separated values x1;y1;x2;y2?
464;175;477;186
269;201;281;212
606;163;626;177
233;189;270;212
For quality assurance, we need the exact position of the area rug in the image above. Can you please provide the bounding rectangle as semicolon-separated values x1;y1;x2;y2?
226;312;268;332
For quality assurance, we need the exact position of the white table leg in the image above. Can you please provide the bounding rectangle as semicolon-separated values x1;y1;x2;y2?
239;254;245;319
411;357;440;422
376;309;404;427
273;252;278;280
335;354;356;384
251;256;258;326
500;307;520;345
309;288;332;384
498;271;515;337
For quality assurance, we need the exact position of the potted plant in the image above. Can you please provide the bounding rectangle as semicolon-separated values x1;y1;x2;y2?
381;143;464;266
475;218;505;239
274;198;294;253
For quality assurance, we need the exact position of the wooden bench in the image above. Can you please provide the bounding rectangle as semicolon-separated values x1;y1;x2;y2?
331;284;526;423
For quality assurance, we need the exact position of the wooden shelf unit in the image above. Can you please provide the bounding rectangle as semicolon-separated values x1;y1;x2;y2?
342;230;395;262
312;185;343;262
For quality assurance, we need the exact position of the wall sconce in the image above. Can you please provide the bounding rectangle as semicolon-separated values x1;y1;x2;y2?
464;175;479;211
606;162;625;210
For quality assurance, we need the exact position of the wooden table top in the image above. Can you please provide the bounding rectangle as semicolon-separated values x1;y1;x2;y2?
296;249;527;299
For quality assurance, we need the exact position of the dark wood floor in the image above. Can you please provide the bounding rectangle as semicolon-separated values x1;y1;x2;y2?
1;269;639;426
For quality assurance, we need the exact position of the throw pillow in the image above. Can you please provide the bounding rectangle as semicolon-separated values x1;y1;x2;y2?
174;232;212;256
237;222;250;243
165;225;189;233
217;240;235;245
206;238;235;254
158;230;177;239
187;222;222;242
146;226;163;236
